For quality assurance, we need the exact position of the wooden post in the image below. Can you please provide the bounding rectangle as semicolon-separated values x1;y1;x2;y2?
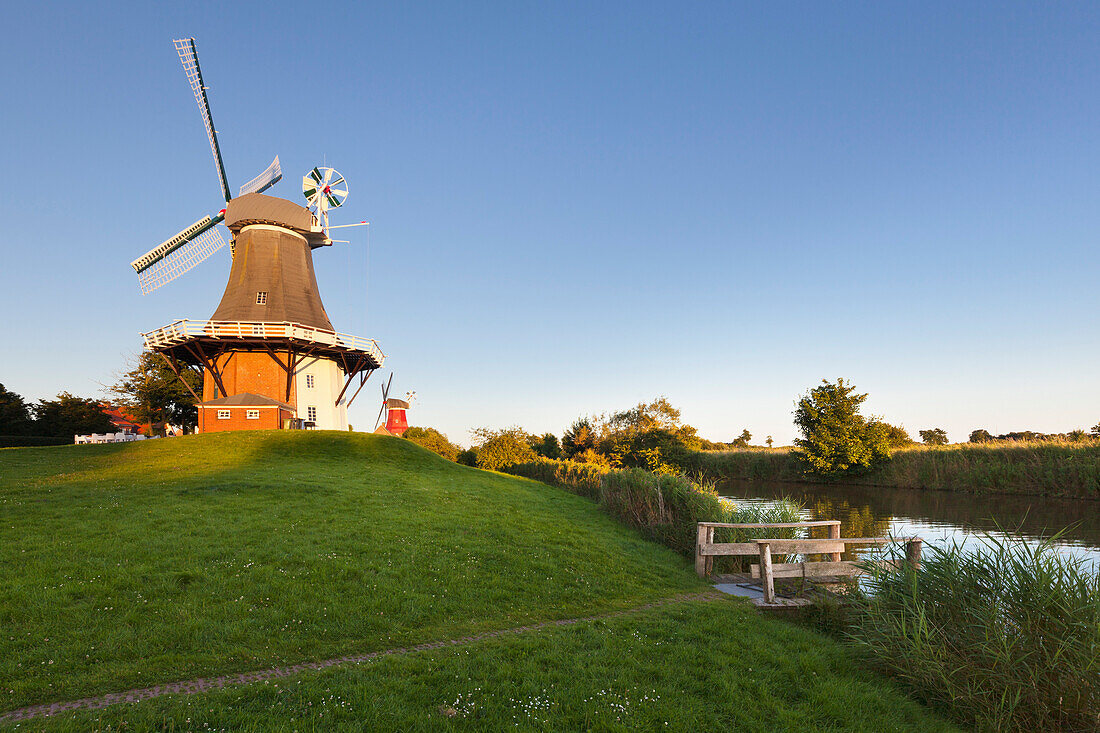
695;524;708;577
906;538;923;570
758;542;775;604
704;526;715;576
828;522;842;563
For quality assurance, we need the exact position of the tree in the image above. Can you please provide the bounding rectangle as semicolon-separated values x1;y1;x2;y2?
919;428;948;446
731;429;752;448
109;352;202;435
969;429;993;444
792;378;890;480
0;383;34;436
403;427;461;462
561;418;598;458
33;393;115;438
606;397;682;434
765;436;773;448
1091;422;1100;439
529;433;561;459
470;427;537;471
873;421;915;448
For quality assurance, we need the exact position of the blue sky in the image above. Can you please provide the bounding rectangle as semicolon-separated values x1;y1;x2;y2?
2;1;1098;445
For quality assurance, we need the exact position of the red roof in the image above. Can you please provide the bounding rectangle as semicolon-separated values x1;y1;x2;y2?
99;403;148;435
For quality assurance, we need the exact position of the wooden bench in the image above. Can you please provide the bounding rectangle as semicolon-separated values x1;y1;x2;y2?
696;521;923;605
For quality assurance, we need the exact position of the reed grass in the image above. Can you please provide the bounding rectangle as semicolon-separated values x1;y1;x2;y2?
689;440;1100;499
865;440;1100;499
852;532;1100;732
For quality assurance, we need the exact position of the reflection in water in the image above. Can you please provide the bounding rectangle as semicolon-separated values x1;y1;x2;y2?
721;479;1100;570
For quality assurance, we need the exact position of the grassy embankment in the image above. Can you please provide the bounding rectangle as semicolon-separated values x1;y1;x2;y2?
0;432;958;730
691;440;1100;499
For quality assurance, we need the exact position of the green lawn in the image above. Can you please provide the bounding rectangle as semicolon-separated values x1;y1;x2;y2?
22;600;961;732
0;431;958;730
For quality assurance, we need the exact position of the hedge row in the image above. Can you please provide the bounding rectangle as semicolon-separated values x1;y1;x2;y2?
0;435;71;448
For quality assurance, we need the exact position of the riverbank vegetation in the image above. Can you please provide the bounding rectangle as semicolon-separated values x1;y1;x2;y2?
0;432;959;730
504;458;802;559
690;440;1100;499
852;532;1100;732
406;384;1098;500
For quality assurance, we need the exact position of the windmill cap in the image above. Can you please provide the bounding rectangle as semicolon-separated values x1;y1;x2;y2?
225;193;328;248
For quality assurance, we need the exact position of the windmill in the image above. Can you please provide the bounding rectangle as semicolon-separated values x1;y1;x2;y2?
135;37;385;434
130;39;284;295
374;373;415;436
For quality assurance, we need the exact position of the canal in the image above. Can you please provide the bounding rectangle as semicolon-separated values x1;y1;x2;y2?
720;479;1100;569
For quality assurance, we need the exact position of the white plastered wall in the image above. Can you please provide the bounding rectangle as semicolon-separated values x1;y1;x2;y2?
293;356;349;430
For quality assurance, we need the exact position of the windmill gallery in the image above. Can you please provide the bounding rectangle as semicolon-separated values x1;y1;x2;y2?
132;38;404;434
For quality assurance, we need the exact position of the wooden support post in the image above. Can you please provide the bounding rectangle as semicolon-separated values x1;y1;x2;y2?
695;524;708;578
154;352;201;404
906;538;923;570
704;526;716;576
285;350;297;404
829;522;842;563
346;368;374;408
758;542;775;604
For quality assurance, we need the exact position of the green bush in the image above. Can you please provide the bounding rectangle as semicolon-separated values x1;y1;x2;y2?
472;427;537;471
852;533;1100;732
402;427;461;462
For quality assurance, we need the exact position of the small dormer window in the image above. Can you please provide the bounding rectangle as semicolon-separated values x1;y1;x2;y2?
256;291;268;305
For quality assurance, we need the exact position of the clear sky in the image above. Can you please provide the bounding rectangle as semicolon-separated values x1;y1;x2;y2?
2;1;1098;445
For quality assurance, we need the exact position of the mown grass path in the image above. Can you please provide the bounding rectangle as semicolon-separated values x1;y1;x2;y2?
0;592;721;723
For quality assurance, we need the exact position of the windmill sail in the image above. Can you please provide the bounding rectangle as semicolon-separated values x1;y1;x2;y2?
174;37;231;202
239;156;283;196
131;216;228;294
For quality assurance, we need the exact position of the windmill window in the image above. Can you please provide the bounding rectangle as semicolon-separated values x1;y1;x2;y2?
246;409;260;420
306;374;315;389
307;406;317;422
252;325;264;336
256;291;268;305
217;409;231;420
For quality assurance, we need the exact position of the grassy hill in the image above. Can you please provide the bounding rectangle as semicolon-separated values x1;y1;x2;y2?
0;432;958;730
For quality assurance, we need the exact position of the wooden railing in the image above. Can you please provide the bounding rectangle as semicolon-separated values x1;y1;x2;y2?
141;319;385;363
696;521;923;605
695;520;842;577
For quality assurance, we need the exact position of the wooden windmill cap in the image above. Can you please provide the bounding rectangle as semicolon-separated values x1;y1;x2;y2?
224;193;328;248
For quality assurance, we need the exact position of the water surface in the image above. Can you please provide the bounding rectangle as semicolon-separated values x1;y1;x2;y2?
720;479;1100;570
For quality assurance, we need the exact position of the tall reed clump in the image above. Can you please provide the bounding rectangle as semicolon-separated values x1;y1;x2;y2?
505;458;802;558
851;533;1100;732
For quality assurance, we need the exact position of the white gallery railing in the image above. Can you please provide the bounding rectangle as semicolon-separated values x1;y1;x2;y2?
141;320;385;363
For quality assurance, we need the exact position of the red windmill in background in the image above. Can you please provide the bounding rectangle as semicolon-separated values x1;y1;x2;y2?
374;374;415;436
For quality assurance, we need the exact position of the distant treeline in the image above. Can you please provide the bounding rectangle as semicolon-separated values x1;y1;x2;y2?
0;385;115;443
